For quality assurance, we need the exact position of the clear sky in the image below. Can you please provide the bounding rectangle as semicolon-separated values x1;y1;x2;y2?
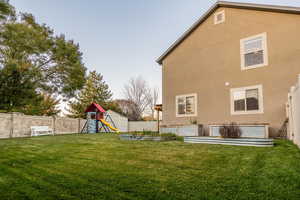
10;0;300;102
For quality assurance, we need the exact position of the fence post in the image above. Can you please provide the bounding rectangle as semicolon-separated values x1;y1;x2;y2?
9;112;13;138
290;86;296;141
52;116;56;135
78;119;81;133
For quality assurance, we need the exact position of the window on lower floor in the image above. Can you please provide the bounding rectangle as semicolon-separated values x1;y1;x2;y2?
176;94;197;117
231;85;263;115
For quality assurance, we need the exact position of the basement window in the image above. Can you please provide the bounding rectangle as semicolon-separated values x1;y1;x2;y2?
214;10;225;24
176;94;197;117
240;33;268;70
231;85;264;115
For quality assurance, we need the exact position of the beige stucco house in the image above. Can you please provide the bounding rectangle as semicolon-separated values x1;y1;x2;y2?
157;1;300;138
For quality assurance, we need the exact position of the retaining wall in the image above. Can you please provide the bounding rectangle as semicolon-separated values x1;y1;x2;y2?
160;125;200;136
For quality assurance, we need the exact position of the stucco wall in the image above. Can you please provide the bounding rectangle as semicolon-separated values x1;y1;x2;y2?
161;7;300;137
0;113;86;139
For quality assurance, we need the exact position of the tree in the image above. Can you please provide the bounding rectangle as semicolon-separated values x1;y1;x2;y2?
68;71;113;118
0;13;87;100
0;63;61;115
148;87;159;119
22;94;61;116
0;0;14;20
123;76;152;120
114;99;140;121
0;63;40;112
0;10;86;113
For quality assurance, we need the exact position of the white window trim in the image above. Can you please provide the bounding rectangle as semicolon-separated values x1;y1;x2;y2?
176;93;198;117
230;85;264;115
240;32;268;70
214;10;225;25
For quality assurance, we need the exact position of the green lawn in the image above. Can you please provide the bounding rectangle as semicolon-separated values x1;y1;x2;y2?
0;134;300;200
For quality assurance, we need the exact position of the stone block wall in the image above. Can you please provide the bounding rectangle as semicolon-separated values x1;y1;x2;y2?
0;113;86;139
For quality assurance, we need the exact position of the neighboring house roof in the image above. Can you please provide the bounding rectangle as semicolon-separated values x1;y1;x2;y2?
156;1;300;65
85;103;106;113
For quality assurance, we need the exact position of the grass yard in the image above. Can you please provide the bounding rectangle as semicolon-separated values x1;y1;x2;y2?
0;134;300;200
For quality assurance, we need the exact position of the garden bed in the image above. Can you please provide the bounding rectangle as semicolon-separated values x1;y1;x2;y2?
184;137;274;147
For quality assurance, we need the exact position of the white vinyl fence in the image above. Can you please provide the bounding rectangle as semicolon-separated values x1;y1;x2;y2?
107;110;158;133
287;75;300;148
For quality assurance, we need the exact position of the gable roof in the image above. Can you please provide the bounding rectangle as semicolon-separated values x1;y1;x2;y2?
85;103;106;113
156;1;300;65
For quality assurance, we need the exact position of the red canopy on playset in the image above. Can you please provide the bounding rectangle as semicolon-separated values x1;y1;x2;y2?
84;103;106;113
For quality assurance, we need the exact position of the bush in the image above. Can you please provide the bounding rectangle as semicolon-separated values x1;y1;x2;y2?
131;131;159;137
129;132;183;141
160;133;183;141
219;122;242;138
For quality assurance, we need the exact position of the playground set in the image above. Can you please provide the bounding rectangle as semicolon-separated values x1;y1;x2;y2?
81;103;119;134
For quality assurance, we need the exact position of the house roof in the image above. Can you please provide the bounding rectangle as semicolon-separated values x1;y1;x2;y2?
156;1;300;65
85;103;106;113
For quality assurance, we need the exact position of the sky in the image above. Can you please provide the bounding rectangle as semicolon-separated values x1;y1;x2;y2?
10;0;300;103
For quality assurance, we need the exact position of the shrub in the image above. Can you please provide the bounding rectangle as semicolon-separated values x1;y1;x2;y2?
160;133;176;140
190;118;198;125
219;122;242;138
131;131;159;137
160;133;183;141
129;132;183;141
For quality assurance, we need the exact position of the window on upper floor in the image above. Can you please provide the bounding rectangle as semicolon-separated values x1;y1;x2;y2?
240;33;268;70
230;85;264;115
176;94;197;117
214;10;225;24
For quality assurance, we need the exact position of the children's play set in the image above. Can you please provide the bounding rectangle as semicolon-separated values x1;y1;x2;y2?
81;103;119;133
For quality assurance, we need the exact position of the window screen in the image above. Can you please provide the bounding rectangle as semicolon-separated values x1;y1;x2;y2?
241;33;267;69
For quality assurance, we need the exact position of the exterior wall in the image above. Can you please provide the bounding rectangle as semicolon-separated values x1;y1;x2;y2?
128;121;158;132
287;75;300;148
107;110;128;132
0;113;86;139
162;7;300;137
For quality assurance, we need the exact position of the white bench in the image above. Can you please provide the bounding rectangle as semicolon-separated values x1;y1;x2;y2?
31;126;54;137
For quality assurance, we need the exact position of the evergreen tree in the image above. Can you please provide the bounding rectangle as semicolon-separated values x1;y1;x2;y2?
22;94;60;116
68;71;113;118
0;0;14;20
0;63;40;112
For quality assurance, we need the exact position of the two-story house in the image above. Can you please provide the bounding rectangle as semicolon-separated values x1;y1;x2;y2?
157;1;300;138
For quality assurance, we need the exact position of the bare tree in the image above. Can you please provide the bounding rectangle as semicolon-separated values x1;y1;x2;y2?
123;76;151;120
114;99;140;121
147;87;159;119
